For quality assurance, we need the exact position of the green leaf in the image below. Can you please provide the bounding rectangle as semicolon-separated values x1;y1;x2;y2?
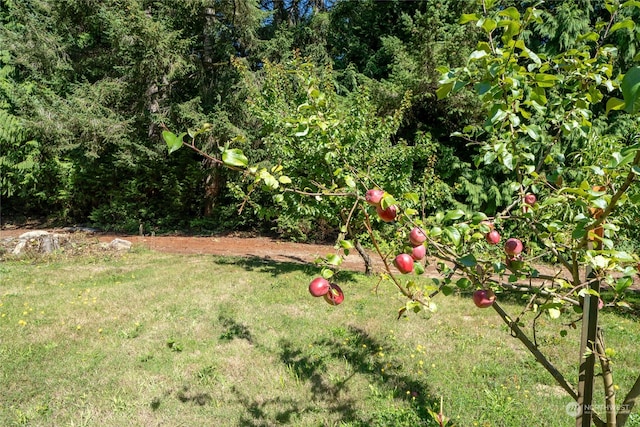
443;226;461;246
436;82;454;100
444;209;465;222
525;125;541;141
621;66;640;113
278;175;292;184
481;18;497;33
469;50;488;60
502;152;514;170
572;224;587;239
615;276;633;293
163;131;185;154
591;198;608;210
548;308;561;319
344;175;356;188
632;165;640;175
455;278;472;289
471;212;488;224
457;254;477;268
404;192;420;203
222;148;248;168
294;125;310;137
578;32;599;42
535;73;560;87
321;267;334;279
380;194;396;210
459;13;481;24
339;240;354;250
610;18;634;34
498;6;520;20
326;254;343;266
606;97;626;114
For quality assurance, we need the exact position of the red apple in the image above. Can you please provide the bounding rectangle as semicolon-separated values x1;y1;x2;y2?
411;244;426;261
486;230;501;245
376;204;398;222
504;238;523;256
409;227;427;246
309;277;331;297
324;284;344;306
394;253;414;274
365;189;385;205
524;193;537;205
473;289;496;308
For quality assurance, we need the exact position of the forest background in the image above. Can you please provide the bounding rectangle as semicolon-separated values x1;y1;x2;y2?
2;0;640;248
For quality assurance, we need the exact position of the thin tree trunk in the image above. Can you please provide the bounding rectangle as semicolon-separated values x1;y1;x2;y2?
354;239;372;275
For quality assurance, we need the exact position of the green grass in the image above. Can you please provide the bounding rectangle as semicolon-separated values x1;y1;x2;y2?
1;249;639;426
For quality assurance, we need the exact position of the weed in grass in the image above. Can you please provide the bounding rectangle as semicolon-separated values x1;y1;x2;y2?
118;322;143;339
166;338;183;352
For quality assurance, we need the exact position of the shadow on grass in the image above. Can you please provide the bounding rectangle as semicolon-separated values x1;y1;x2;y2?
232;325;438;426
212;255;359;281
219;315;254;343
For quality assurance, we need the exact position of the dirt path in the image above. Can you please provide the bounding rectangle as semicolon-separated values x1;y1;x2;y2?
3;227;638;289
0;227;378;273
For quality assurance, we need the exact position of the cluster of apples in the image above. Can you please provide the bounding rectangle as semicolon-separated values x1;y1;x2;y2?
393;227;427;275
473;195;537;308
308;277;345;305
473;235;525;308
365;188;398;222
365;189;428;275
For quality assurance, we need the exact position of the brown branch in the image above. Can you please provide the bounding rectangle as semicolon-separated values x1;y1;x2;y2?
361;208;416;302
617;373;640;426
492;301;578;400
596;328;616;427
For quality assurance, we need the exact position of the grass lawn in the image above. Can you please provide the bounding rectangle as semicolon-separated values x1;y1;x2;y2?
1;248;639;426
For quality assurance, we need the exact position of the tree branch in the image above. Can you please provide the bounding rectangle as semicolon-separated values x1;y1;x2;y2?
617;373;640;426
492;301;578;400
596;328;616;427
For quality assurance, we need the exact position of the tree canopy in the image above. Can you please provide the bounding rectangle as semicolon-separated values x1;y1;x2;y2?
1;0;638;245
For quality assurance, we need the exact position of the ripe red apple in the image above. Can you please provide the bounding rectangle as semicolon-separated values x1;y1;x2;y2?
411;244;426;261
365;189;385;205
524;193;537;205
393;253;414;274
504;238;523;256
309;277;331;297
324;284;344;306
473;289;496;308
486;230;501;245
376;204;397;222
409;227;426;246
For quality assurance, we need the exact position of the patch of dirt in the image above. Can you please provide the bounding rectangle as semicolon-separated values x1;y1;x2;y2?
1;227;638;290
0;227;378;273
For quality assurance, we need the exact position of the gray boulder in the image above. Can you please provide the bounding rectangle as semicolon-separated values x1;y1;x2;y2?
12;231;67;255
108;238;133;251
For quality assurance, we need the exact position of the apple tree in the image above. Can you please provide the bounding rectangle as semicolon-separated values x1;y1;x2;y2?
164;2;640;425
